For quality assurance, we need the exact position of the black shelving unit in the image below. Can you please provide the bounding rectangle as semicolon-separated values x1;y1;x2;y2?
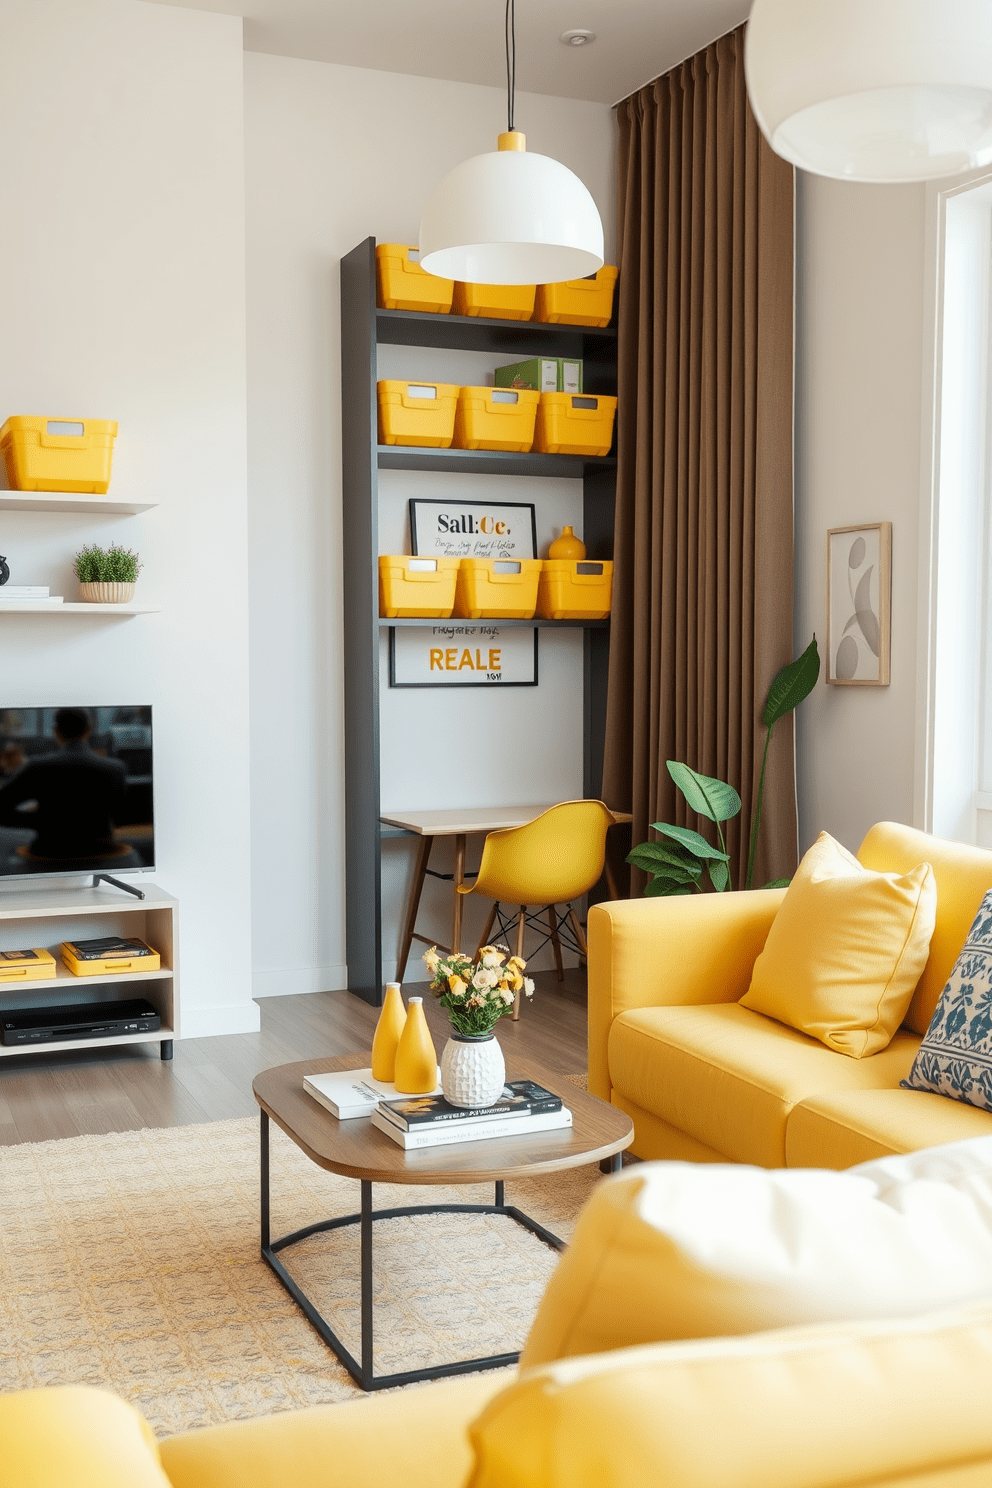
340;237;618;1005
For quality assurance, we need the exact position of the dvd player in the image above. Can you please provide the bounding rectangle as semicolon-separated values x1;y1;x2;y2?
1;997;161;1046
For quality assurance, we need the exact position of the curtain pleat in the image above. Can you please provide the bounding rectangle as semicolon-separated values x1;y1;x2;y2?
604;26;797;892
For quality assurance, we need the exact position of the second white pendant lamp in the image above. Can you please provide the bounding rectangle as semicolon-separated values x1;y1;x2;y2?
746;0;992;183
419;0;604;286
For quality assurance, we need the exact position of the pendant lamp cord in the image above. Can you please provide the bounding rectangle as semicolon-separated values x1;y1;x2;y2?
505;0;516;132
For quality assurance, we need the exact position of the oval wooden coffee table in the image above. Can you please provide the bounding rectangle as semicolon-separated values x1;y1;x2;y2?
253;1052;633;1392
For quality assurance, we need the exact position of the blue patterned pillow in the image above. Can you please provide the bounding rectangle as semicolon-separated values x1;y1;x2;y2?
902;890;992;1111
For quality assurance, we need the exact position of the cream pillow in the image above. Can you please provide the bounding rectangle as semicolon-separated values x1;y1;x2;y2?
520;1139;992;1369
739;830;936;1056
471;1303;992;1488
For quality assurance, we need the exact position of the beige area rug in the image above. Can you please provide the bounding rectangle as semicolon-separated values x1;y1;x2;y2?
0;1084;595;1438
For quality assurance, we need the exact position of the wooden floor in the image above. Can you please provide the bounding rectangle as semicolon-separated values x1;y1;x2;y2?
0;969;589;1147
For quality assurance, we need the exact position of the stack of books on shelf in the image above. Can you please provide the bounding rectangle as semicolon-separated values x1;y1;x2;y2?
0;586;62;605
371;1079;571;1150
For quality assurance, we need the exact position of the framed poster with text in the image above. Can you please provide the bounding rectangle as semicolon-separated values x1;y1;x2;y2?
389;623;539;688
409;499;537;560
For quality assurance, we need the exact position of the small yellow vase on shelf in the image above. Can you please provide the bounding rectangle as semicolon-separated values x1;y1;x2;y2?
371;981;407;1082
393;996;438;1094
547;525;586;560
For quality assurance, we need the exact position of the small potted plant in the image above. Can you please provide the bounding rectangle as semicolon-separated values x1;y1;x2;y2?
73;543;143;604
423;944;534;1107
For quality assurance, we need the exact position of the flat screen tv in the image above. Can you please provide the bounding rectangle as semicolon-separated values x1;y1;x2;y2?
0;707;154;882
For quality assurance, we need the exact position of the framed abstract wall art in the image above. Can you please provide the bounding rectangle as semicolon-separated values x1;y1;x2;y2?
826;522;891;686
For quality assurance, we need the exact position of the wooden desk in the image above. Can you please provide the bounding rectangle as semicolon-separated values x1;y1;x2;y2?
381;803;632;979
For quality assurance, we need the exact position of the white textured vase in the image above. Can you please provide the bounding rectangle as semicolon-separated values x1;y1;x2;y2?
441;1033;506;1109
79;581;135;604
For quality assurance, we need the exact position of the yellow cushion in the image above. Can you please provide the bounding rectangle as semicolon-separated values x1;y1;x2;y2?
0;1387;170;1488
471;1305;992;1488
740;831;937;1057
160;1371;506;1488
786;1087;992;1169
608;1000;918;1166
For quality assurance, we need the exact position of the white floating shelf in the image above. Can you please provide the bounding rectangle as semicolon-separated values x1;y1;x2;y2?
0;603;158;615
0;490;157;514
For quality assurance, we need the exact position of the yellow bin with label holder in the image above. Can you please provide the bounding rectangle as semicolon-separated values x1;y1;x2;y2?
453;386;539;452
538;559;614;620
377;381;460;448
61;940;161;976
534;392;617;457
379;555;460;618
0;948;56;982
535;265;618;327
376;244;454;314
453;557;542;619
452;282;536;321
0;417;118;494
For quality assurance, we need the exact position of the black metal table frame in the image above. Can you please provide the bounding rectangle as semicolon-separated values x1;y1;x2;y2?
259;1110;621;1392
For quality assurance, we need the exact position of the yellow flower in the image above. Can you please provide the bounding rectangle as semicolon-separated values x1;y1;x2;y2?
507;955;526;972
481;947;506;969
423;947;441;972
509;971;523;991
448;975;467;997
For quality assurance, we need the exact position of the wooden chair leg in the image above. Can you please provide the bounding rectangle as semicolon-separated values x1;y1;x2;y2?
396;834;433;982
566;903;588;958
474;901;499;962
512;906;527;1020
547;904;564;982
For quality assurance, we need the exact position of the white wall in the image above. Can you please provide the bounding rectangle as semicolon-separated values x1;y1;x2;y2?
0;0;254;1036
243;52;616;992
794;172;928;856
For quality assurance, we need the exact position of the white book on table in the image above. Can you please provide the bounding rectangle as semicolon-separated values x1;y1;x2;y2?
304;1066;442;1120
371;1105;573;1149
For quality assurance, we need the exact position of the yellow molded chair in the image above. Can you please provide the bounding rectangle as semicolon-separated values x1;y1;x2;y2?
458;800;616;1017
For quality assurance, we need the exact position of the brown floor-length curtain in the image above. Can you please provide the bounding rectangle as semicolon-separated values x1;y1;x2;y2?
603;25;797;892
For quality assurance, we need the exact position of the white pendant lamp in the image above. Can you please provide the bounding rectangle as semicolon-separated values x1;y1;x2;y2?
745;0;992;183
419;0;604;285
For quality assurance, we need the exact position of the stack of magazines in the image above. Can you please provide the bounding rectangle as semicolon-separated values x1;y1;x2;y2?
371;1079;572;1150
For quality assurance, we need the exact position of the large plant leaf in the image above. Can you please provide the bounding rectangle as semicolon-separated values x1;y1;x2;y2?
627;844;700;882
644;877;692;897
761;636;821;727
666;762;742;823
708;859;730;892
653;823;730;862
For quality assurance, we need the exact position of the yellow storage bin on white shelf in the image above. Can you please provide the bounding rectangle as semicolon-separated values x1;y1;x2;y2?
0;417;118;494
537;559;614;620
377;381;459;448
375;244;454;314
452;387;539;452
535;266;618;326
452;281;536;321
453;558;542;619
534;393;617;457
379;555;459;618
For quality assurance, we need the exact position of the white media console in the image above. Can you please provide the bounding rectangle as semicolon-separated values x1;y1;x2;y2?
0;882;178;1060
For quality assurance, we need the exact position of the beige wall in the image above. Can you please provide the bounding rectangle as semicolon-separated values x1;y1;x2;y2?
794;172;928;856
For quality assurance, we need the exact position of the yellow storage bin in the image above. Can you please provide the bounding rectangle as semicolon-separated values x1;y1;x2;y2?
537;559;614;620
535;265;619;326
377;381;459;448
453;386;539;452
534;392;618;457
453;557;542;619
61;939;161;977
0;417;118;494
452;282;536;321
0;948;56;982
379;555;460;618
375;244;454;314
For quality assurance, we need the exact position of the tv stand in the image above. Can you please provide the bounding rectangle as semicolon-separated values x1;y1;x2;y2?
0;883;178;1062
92;872;146;901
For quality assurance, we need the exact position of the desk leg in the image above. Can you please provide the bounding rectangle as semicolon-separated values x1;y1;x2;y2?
452;833;467;953
397;835;433;982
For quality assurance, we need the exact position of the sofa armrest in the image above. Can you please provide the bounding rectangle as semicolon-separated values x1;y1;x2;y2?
0;1388;172;1488
587;890;785;1103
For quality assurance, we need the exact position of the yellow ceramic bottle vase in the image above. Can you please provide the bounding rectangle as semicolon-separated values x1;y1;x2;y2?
393;996;438;1094
371;981;407;1082
547;524;586;559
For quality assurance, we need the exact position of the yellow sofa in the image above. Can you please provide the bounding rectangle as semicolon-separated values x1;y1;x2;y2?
588;822;992;1167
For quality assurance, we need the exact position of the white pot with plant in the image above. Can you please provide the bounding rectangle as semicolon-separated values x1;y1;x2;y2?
73;544;143;604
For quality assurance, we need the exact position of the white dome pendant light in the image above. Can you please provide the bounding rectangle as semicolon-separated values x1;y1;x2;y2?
746;0;992;183
419;0;604;285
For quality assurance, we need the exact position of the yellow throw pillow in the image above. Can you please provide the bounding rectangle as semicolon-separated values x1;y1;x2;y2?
739;831;936;1057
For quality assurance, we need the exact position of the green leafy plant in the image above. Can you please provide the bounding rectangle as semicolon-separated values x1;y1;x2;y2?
72;544;143;584
627;637;821;897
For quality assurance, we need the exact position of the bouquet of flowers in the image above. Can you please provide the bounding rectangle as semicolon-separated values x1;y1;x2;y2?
423;944;535;1036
